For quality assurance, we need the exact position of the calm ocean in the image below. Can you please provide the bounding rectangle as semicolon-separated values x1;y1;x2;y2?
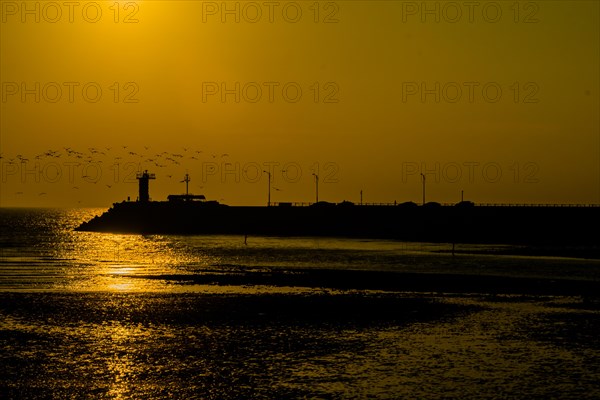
1;207;599;398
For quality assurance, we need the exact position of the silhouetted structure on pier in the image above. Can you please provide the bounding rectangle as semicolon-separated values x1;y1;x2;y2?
136;170;155;202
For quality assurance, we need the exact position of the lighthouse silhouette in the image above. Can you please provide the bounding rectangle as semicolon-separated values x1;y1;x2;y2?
136;170;155;202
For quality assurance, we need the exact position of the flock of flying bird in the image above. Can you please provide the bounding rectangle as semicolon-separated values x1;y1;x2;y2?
1;146;234;201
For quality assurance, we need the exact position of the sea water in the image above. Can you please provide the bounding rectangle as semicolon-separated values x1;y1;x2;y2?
1;208;599;398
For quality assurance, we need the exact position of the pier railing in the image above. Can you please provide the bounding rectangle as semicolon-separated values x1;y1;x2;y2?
271;202;600;208
473;203;600;208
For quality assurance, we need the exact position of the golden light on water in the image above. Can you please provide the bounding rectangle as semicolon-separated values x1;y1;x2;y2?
70;232;190;292
2;210;600;398
105;324;138;400
106;280;136;292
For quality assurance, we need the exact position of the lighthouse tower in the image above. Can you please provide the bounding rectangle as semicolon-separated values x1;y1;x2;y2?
136;170;156;202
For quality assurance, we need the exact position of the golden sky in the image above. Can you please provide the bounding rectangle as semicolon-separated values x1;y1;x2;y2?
1;1;599;207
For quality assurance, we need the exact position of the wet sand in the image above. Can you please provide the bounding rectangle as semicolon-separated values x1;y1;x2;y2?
2;292;600;399
2;277;600;398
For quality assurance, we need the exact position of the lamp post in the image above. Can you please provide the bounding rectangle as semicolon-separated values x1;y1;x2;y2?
181;173;190;195
420;173;426;205
312;173;319;204
263;170;271;206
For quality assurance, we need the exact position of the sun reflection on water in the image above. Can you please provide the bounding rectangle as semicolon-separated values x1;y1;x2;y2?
58;229;202;292
103;323;140;400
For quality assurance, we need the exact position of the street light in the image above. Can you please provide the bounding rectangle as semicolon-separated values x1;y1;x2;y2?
181;172;190;195
420;173;426;205
312;173;319;204
263;170;271;206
